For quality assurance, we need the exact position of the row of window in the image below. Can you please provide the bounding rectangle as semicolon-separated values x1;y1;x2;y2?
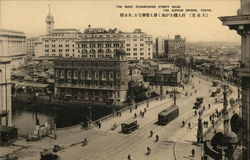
77;43;122;48
45;49;74;52
45;44;74;48
126;52;151;56
55;70;120;80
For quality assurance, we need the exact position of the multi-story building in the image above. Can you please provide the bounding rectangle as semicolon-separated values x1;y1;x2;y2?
41;28;81;57
75;27;125;58
123;29;153;61
164;35;186;58
0;29;27;69
155;37;166;56
26;37;39;57
54;49;128;104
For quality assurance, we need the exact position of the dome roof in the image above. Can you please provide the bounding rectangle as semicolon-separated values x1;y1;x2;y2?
222;131;238;144
115;48;126;56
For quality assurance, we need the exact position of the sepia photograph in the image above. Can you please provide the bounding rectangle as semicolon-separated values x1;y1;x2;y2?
0;0;249;159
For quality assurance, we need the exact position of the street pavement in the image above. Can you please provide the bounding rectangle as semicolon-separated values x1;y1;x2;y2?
0;73;239;160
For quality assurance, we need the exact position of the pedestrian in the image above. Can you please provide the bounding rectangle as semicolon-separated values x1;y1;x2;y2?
155;134;159;142
144;108;147;112
208;104;211;109
147;101;149;108
130;108;132;113
194;110;197;116
134;113;137;118
182;121;185;127
147;146;151;155
191;148;195;157
135;104;138;109
128;154;132;160
188;122;191;129
140;110;142;116
150;130;153;137
142;112;144;118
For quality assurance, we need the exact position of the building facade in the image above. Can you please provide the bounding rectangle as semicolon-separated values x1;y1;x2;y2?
164;35;186;58
123;29;153;60
0;58;12;126
41;28;81;57
54;49;129;104
75;27;125;58
26;37;39;57
219;0;250;158
155;37;166;56
0;29;27;69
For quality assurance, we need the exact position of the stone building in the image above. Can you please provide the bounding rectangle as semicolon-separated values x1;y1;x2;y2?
0;58;12;126
123;29;153;61
0;29;27;69
54;49;128;105
75;26;125;58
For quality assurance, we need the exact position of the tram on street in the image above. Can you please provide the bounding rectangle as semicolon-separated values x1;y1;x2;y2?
158;105;179;125
193;97;204;109
121;119;139;134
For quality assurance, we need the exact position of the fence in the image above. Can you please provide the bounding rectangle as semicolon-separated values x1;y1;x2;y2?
91;96;161;128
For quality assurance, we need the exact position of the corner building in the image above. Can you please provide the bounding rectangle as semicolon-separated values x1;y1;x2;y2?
54;49;128;104
123;29;153;60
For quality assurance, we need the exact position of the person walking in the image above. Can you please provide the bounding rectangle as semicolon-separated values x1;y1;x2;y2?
188;122;191;129
191;148;195;157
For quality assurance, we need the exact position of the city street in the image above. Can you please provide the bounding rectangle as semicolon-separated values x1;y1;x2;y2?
0;74;238;160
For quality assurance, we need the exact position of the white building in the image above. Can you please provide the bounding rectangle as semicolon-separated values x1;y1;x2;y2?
123;29;153;61
0;29;27;69
26;37;39;57
41;28;81;57
0;58;12;126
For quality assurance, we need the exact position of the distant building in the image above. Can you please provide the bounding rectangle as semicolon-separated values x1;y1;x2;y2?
75;26;125;58
155;37;166;56
123;29;153;61
164;35;186;58
26;37;39;57
54;49;129;104
0;29;27;69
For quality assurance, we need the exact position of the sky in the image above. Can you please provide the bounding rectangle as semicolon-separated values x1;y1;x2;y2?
0;0;241;42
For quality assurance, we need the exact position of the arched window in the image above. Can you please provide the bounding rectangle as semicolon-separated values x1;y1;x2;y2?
98;49;104;53
90;49;96;54
82;49;88;54
106;49;112;53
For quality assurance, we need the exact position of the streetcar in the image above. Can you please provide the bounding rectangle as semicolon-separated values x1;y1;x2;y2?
158;105;179;125
121;119;139;134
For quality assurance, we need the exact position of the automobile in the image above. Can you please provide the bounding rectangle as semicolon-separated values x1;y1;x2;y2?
40;150;61;160
53;145;63;152
211;92;217;97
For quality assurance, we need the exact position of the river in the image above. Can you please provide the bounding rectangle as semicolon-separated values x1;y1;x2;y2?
12;103;118;135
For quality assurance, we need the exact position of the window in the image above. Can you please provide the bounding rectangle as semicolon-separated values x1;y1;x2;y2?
114;43;120;47
52;49;56;52
45;44;49;48
127;48;130;51
52;45;56;47
116;73;120;79
102;72;106;79
133;39;137;41
74;71;78;78
45;49;49;52
59;44;62;47
106;49;112;53
140;44;144;46
133;48;137;51
140;48;143;51
87;71;91;79
67;70;71;78
133;53;137;56
60;71;64;78
95;72;99;79
66;49;69;52
98;49;104;53
106;43;111;47
126;43;130;47
109;72;113;79
59;49;63;52
140;53;144;55
65;44;69;47
90;49;96;54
